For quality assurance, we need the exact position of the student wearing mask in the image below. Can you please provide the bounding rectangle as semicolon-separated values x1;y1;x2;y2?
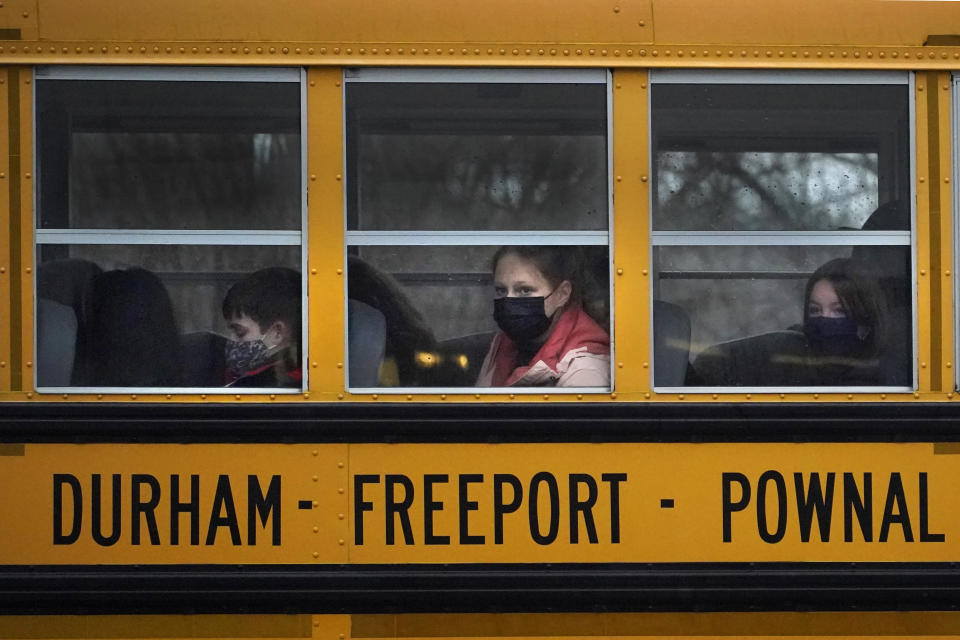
802;257;887;385
222;267;302;388
476;246;610;388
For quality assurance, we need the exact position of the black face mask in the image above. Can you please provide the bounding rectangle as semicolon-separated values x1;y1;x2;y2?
493;295;555;342
803;316;863;356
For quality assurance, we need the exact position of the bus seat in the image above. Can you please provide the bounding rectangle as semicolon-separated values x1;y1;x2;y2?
653;300;691;387
36;298;78;387
349;299;387;387
180;331;227;386
435;331;496;386
692;330;814;387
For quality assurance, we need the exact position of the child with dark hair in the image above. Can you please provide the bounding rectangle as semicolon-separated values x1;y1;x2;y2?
222;267;302;387
802;257;888;385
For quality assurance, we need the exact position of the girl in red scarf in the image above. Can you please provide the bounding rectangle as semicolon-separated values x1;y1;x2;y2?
476;246;610;388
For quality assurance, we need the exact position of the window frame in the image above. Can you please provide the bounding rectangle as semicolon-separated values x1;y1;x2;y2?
649;69;917;394
342;67;615;394
32;65;310;394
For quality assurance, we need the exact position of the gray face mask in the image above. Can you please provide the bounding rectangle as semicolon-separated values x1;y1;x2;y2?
225;339;275;379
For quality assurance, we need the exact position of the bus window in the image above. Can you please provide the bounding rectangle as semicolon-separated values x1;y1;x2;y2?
650;71;913;390
344;70;611;392
33;67;306;392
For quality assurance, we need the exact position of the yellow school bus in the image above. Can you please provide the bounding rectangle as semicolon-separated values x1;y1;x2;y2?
4;0;960;638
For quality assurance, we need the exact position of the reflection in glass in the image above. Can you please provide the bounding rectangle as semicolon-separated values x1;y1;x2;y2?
652;82;910;232
346;83;608;231
37;80;301;230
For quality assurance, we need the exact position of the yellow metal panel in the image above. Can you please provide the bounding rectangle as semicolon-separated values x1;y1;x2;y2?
306;68;346;398
0;614;313;638
16;66;30;393
653;0;960;47
351;611;960;638
0;444;350;564
0;67;10;392
935;72;955;393
611;70;650;394
916;73;931;392
0;0;38;40
34;0;652;46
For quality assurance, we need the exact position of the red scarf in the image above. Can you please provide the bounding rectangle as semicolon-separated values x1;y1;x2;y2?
487;305;610;386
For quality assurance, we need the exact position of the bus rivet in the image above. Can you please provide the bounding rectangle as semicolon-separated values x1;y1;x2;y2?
712;394;718;399
337;362;343;368
407;394;412;400
610;393;617;399
310;174;317;180
311;268;317;275
201;394;207;399
303;392;310;399
312;449;319;456
0;267;5;273
613;6;620;12
881;394;887;399
313;619;320;627
779;394;785;399
372;394;378;400
25;360;32;367
97;394;103;399
165;394;171;399
577;394;583;400
642;362;649;368
618;362;624;368
62;394;68;400
336;269;343;275
312;526;319;533
645;393;651;399
312;362;318;368
949;393;955;399
543;394;549;400
312;475;318;482
639;20;645;26
474;394;481;399
338;513;345;520
26;393;33;399
847;394;853;400
235;394;241;400
339;633;346;639
312;552;319;558
337;393;344;399
640;175;648;182
25;267;31;274
335;174;342;180
338;461;344;468
918;85;924;91
642;269;649;275
509;394;516;399
0;361;5;367
24;173;31;179
945;177;951;183
745;394;750;400
617;268;623;275
270;394;276;400
921;269;927;275
0;173;5;178
921;362;927;368
813;393;819;399
914;392;920;399
336;489;343;496
947;362;953;368
441;394;447;400
616;175;622;181
919;177;925;183
130;394;137;400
